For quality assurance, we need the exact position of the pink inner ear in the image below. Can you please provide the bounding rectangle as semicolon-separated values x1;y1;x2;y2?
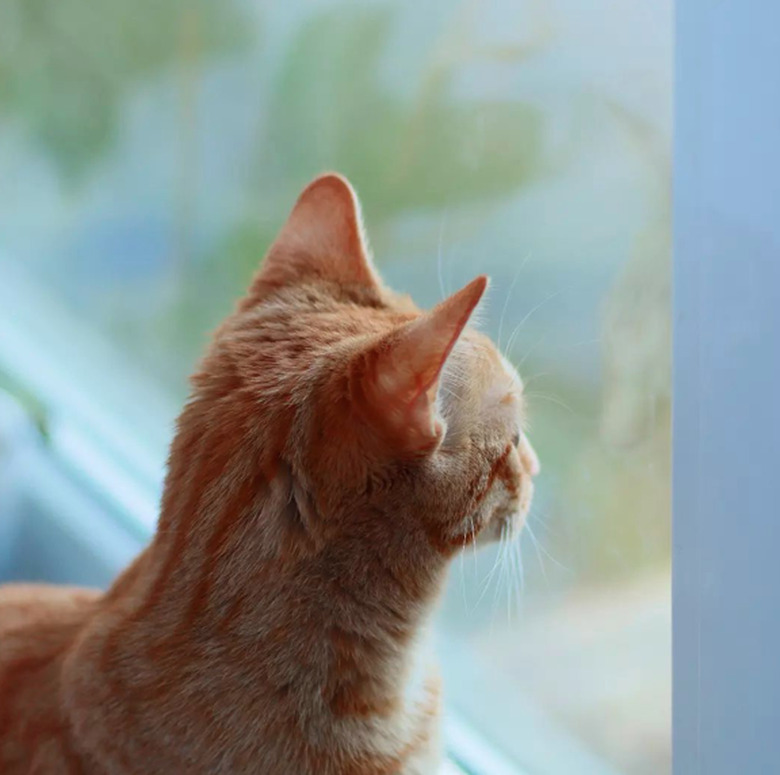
254;173;380;291
369;276;488;450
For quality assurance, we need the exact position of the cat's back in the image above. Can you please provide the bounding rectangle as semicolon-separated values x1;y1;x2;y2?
0;583;100;774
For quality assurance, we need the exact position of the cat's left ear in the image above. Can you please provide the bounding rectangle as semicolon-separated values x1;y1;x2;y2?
361;276;488;455
254;173;380;291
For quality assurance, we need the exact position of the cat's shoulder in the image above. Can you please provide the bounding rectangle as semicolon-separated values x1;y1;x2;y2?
0;583;100;658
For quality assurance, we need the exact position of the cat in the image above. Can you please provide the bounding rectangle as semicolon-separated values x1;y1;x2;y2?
0;173;539;775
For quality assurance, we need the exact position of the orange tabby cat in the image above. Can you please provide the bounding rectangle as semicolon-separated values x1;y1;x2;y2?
0;174;539;774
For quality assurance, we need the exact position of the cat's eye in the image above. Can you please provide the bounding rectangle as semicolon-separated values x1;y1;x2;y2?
511;431;521;448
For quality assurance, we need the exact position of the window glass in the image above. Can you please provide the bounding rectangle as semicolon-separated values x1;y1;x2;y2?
0;1;671;772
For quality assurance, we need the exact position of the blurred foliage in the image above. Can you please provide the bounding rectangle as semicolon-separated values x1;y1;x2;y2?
208;3;544;287
0;0;671;587
587;104;671;578
157;2;547;389
503;98;672;584
267;6;542;216
0;0;246;180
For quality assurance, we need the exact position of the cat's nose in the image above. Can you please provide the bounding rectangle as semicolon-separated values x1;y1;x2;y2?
519;433;540;477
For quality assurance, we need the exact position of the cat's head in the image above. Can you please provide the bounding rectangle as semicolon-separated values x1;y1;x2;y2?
195;174;538;555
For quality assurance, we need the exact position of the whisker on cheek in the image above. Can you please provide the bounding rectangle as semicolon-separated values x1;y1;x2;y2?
514;538;526;620
525;391;576;416
524;520;549;587
436;212;449;300
527;508;571;575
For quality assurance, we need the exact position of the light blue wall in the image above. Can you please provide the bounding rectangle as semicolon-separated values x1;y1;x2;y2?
674;2;780;773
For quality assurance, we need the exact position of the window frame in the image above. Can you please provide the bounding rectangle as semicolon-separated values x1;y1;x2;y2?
673;1;780;772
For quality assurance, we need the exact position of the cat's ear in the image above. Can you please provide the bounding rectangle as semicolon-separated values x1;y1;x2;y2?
255;173;379;291
363;276;488;455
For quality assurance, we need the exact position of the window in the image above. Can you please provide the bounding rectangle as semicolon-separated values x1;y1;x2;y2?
0;1;672;772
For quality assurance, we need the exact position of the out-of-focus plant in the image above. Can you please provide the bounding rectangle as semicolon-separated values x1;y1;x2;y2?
152;2;551;387
599;98;671;450
565;100;671;582
209;3;546;288
0;0;246;180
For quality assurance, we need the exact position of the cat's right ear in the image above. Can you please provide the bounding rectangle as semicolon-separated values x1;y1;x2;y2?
359;276;488;456
252;173;380;293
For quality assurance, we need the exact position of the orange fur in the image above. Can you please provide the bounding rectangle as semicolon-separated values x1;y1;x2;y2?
0;174;538;774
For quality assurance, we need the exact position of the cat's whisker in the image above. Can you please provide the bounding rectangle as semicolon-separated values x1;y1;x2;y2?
488;523;510;633
513;330;601;376
527;510;571;574
504;287;567;360
497;523;516;628
521;287;569;328
436;212;449;300
506;533;517;622
510;284;585;368
521;371;551;390
526;391;576;416
476;525;506;608
497;255;530;354
528;502;553;533
525;335;603;361
506;541;513;624
504;321;526;361
515;331;549;370
514;538;526;620
524;520;549;587
508;530;523;623
471;516;479;574
504;528;519;624
481;547;504;595
489;543;504;636
459;545;468;609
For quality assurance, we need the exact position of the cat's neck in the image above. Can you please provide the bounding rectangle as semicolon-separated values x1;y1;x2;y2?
139;486;449;663
62;476;449;772
61;386;458;771
80;459;451;725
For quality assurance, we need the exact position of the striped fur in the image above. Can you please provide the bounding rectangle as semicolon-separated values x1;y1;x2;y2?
0;174;538;774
